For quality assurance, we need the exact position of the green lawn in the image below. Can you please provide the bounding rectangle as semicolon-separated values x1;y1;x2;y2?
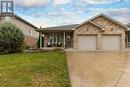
0;52;71;87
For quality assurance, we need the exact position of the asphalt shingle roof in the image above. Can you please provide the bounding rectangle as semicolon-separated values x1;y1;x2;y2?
37;24;79;31
0;13;38;29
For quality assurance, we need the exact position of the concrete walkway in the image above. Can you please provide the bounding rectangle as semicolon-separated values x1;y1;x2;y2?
66;52;130;87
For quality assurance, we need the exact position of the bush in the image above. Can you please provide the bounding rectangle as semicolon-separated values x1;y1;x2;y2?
37;35;44;48
37;35;40;48
0;22;24;53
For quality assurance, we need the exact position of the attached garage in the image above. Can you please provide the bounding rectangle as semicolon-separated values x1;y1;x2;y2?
77;35;97;51
102;35;121;51
74;14;127;51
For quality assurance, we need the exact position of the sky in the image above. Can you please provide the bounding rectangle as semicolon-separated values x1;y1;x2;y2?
13;0;130;28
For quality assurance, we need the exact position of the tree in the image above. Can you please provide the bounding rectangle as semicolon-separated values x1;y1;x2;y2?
0;22;24;53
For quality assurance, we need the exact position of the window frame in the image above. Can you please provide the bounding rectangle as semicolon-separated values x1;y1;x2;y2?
49;34;62;44
29;29;33;36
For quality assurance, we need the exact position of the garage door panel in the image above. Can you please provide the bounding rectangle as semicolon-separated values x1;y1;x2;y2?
102;35;120;51
78;35;97;51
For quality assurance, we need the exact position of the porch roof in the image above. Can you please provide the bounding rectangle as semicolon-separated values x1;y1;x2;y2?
126;23;130;31
126;23;130;27
36;24;79;32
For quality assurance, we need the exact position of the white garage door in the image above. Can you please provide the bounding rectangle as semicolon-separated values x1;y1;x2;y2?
78;35;97;51
102;35;120;51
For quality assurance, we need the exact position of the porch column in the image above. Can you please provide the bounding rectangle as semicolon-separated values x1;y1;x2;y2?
39;32;42;49
63;32;66;49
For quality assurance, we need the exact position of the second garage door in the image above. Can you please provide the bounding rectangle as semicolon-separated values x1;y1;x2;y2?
102;35;120;51
78;35;97;51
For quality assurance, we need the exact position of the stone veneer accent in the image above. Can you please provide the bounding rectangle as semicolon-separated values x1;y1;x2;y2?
74;16;126;50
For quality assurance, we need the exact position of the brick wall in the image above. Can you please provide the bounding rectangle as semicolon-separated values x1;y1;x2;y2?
24;35;37;48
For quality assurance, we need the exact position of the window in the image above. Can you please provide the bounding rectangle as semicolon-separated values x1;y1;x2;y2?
49;34;62;45
126;32;130;47
29;29;32;35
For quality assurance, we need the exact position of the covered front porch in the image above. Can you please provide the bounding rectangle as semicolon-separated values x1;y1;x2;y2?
39;31;74;49
36;24;78;49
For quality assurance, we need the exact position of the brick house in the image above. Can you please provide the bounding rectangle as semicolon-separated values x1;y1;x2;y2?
37;13;130;51
0;13;39;48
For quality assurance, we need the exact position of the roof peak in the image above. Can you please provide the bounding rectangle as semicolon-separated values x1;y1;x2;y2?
74;13;128;30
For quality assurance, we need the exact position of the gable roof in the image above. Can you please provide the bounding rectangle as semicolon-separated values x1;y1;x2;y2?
88;21;105;30
73;13;129;30
0;13;38;29
36;24;79;32
15;15;38;29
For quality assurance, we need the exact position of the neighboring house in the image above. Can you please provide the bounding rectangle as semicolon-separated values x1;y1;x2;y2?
37;13;130;51
0;13;39;48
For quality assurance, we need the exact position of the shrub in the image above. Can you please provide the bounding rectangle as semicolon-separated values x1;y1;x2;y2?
0;22;24;53
37;35;44;48
37;35;40;48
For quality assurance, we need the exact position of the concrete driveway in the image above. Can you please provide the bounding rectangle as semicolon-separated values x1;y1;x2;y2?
66;52;130;87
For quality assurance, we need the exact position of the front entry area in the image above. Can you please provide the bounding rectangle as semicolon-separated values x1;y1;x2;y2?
77;35;97;51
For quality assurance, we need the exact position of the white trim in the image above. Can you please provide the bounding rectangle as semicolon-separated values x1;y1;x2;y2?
72;20;104;30
89;21;105;31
